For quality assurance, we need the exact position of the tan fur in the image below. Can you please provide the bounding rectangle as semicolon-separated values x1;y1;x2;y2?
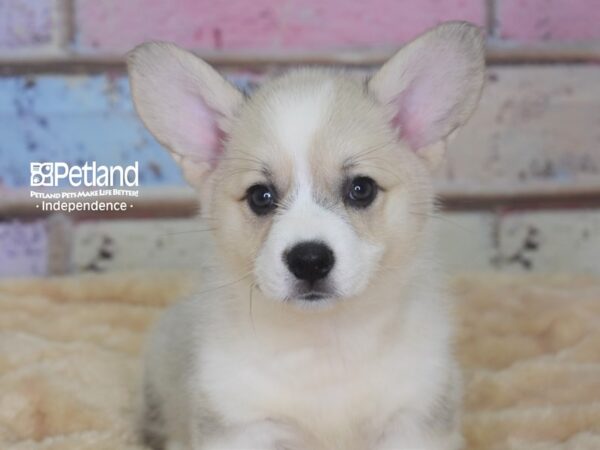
125;22;486;450
207;69;434;289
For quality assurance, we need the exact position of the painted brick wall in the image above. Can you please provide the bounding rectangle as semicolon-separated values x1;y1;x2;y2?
0;0;53;49
0;73;259;189
0;75;183;188
2;0;600;56
1;0;600;277
0;221;47;277
496;0;600;41
2;67;599;192
74;0;485;52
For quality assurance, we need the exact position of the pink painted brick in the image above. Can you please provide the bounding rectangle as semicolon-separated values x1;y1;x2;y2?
75;0;485;52
0;0;53;48
498;0;600;41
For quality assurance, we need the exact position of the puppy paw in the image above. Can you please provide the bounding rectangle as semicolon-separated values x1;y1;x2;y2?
203;420;313;450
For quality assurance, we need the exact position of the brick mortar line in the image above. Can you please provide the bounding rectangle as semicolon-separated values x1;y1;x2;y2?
52;0;73;51
1;41;600;76
45;213;74;275
486;0;498;38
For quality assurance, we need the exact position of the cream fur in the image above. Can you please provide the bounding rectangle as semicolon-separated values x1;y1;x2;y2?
1;272;599;449
126;22;486;450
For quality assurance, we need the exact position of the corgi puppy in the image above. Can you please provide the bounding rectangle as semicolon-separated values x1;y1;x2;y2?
128;21;484;450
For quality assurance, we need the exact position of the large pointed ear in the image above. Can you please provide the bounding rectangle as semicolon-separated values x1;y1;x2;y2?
127;42;244;188
368;22;485;167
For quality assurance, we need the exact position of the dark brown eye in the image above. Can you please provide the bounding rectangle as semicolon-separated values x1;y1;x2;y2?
247;184;277;215
346;176;377;208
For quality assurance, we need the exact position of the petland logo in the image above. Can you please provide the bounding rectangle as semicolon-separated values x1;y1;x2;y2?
30;161;139;187
29;161;140;213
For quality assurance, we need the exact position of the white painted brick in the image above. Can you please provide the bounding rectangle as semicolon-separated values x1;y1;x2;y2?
436;212;497;273
443;66;600;195
72;211;600;276
73;218;212;273
494;210;600;274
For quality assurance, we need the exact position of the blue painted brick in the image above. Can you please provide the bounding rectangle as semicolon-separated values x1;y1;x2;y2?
0;73;262;189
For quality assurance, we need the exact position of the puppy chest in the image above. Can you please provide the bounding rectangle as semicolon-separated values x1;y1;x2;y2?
199;341;431;437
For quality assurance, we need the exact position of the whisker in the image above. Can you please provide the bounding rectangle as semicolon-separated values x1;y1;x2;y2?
348;143;391;164
158;228;216;236
194;271;253;296
219;156;263;166
353;163;402;182
220;167;266;177
407;211;473;232
232;149;269;167
249;282;257;334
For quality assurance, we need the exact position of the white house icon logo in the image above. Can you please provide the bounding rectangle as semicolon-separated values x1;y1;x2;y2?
30;162;55;186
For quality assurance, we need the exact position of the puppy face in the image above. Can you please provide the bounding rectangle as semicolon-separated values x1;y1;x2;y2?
128;22;484;306
209;73;431;303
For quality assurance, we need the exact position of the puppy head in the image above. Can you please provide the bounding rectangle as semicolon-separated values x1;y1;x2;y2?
128;22;484;307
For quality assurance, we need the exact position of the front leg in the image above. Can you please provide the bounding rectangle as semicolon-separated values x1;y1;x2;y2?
199;420;315;450
375;430;463;450
374;410;463;450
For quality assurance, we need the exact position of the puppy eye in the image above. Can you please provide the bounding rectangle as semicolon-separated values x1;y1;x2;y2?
246;184;277;215
346;176;378;208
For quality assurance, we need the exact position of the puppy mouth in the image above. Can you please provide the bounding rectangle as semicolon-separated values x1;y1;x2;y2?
255;281;336;302
296;291;330;301
290;281;337;302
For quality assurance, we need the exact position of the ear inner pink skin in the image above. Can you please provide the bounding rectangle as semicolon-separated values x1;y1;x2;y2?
389;87;425;152
210;126;227;167
169;96;225;185
387;62;457;152
128;42;246;186
181;94;223;168
372;25;484;155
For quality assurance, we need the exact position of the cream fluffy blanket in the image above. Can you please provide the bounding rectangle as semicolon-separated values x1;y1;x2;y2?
0;272;599;450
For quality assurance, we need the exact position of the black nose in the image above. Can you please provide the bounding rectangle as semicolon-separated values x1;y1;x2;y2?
285;241;335;283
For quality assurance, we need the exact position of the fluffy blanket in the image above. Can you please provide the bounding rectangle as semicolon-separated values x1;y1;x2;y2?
0;272;599;450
